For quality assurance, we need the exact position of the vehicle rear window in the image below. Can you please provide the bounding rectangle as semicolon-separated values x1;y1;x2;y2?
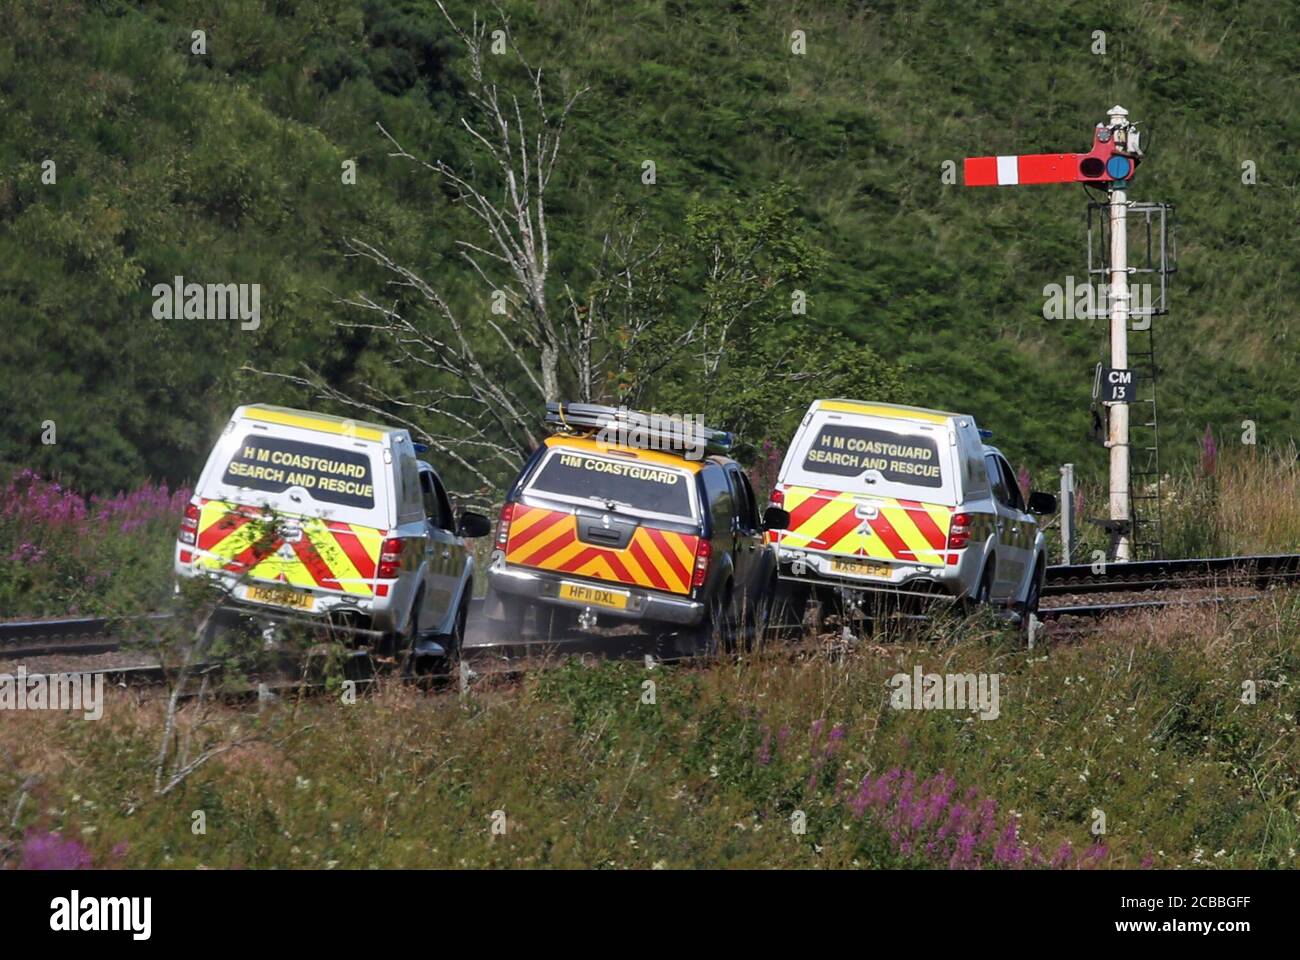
527;450;694;519
221;434;375;508
801;424;943;488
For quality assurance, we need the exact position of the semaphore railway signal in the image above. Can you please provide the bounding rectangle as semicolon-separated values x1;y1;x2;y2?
964;105;1145;562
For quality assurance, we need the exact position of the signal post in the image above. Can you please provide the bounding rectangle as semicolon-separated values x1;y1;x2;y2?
963;106;1144;560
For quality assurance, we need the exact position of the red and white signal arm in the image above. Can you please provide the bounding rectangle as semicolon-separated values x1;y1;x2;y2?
965;125;1137;187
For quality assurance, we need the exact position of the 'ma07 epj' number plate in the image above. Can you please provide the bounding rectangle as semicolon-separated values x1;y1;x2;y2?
829;557;892;579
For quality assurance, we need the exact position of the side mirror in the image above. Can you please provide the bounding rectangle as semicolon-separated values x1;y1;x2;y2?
456;510;492;538
1027;491;1057;515
762;506;791;531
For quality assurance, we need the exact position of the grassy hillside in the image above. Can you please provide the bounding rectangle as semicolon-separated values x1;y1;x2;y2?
2;0;1296;497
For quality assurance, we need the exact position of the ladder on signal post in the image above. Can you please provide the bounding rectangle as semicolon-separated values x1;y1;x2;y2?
1087;201;1177;560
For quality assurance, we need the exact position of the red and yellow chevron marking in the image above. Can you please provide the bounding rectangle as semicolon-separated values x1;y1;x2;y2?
505;505;699;595
192;499;383;595
774;486;952;566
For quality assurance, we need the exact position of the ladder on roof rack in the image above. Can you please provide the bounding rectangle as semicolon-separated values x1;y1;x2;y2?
543;402;735;457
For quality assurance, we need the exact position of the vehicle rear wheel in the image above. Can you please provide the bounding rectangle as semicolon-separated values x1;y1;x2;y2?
769;577;810;637
746;579;772;651
397;603;421;677
692;585;736;656
966;563;994;614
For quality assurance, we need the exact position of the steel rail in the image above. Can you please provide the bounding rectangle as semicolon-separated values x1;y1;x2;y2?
1039;594;1268;621
0;612;173;645
1045;553;1300;595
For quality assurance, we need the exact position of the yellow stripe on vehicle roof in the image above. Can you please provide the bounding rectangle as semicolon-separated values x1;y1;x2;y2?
816;400;952;424
242;406;391;442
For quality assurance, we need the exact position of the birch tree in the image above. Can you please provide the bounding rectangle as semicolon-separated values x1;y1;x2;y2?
255;3;587;498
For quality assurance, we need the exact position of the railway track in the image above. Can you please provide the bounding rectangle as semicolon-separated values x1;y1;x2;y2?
1044;553;1300;595
3;552;1299;674
0;612;173;658
1038;592;1268;621
1038;552;1300;622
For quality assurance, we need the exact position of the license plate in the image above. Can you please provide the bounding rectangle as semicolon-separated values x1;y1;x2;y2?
246;585;315;610
829;558;892;579
558;582;629;609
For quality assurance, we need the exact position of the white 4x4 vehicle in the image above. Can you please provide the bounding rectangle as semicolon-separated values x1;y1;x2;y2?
768;399;1056;626
174;405;490;661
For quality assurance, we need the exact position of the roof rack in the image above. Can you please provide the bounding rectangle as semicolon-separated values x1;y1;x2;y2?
544;402;734;457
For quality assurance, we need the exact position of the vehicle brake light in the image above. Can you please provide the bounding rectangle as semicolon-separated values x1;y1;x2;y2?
769;487;785;509
378;537;405;579
496;502;516;548
692;538;712;589
178;503;200;545
949;513;972;550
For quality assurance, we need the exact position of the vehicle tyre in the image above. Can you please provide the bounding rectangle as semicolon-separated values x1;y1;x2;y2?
692;584;736;656
446;597;469;659
770;576;809;636
1020;560;1045;636
747;576;780;651
966;561;994;614
397;601;421;677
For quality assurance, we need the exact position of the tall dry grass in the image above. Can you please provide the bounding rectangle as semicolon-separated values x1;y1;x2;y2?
1065;443;1300;561
1212;443;1300;554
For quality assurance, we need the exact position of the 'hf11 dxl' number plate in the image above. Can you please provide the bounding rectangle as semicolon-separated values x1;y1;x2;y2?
558;582;629;609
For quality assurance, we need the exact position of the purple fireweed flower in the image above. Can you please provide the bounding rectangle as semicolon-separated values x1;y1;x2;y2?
2;473;191;570
19;830;94;870
823;725;847;757
952;830;978;869
1053;842;1074;869
758;724;1104;869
